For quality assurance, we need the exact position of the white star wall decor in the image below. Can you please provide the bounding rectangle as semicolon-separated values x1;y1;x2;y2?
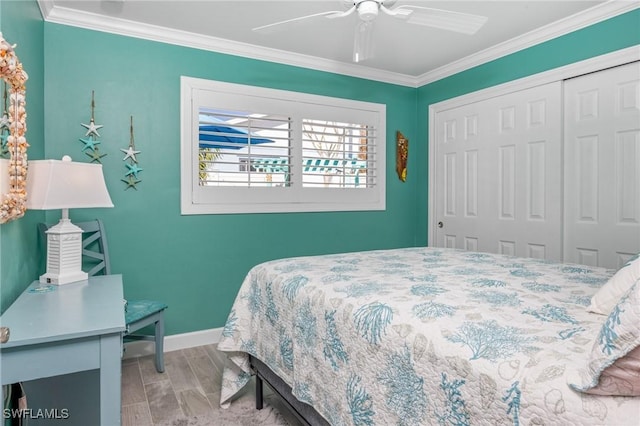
79;91;106;163
120;145;140;163
81;119;103;138
121;115;143;190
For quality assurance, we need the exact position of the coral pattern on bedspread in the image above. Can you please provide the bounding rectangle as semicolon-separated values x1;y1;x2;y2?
218;247;639;425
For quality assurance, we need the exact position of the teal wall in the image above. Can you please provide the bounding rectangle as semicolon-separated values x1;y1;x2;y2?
414;9;640;242
0;0;44;314
42;24;418;334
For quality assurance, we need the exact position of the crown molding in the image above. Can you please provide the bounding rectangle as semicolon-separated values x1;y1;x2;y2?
37;0;417;87
37;0;53;20
38;1;637;88
415;1;639;86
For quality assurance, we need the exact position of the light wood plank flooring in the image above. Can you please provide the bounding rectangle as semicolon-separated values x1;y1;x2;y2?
121;344;301;425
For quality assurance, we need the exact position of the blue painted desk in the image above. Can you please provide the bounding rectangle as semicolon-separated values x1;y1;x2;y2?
0;274;125;425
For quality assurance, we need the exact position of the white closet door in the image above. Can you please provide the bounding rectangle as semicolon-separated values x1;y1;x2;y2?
434;82;562;260
564;61;640;269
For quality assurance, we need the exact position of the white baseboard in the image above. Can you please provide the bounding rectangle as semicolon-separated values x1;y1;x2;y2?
122;327;223;359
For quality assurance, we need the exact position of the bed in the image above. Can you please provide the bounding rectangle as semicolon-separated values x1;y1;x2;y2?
217;247;640;425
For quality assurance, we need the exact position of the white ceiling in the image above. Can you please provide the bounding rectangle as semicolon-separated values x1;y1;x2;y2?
39;1;636;86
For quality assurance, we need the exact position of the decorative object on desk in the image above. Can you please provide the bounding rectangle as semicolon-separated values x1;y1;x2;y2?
0;326;9;343
396;130;408;182
28;284;56;294
26;156;113;285
121;115;142;190
79;90;106;163
0;33;29;225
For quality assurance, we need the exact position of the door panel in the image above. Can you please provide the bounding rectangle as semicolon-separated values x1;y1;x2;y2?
434;82;562;260
564;62;640;268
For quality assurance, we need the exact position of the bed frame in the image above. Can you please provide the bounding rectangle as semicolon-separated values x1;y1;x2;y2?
250;355;329;426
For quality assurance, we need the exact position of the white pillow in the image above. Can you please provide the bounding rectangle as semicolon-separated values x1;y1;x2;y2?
570;278;640;396
588;254;639;315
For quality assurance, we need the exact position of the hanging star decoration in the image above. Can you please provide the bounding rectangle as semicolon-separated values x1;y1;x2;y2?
120;144;140;163
0;84;10;158
121;116;142;190
79;90;106;163
125;162;143;179
81;119;103;138
87;148;107;163
79;136;100;152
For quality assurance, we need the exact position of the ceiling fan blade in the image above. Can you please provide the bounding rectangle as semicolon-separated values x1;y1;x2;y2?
253;7;356;34
394;6;488;35
353;20;374;63
327;5;357;19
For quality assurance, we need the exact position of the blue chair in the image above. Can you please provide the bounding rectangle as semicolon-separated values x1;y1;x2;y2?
38;219;167;373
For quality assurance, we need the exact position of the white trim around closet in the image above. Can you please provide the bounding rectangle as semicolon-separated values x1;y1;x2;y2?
427;45;640;246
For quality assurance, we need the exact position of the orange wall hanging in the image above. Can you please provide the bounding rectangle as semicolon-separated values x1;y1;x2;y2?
396;131;408;182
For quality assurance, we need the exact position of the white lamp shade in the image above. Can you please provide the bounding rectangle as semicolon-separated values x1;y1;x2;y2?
26;157;113;210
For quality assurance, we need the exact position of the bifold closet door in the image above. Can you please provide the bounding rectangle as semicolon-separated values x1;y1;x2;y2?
564;61;640;269
433;81;562;260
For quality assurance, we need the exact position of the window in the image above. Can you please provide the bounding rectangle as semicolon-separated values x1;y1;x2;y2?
181;77;386;214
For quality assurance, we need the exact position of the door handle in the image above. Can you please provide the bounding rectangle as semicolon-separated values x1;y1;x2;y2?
437;221;443;228
0;326;9;343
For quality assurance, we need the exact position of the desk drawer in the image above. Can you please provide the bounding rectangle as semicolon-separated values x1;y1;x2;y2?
1;336;101;384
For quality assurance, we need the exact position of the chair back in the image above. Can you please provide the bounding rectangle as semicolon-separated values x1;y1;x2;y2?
38;219;111;276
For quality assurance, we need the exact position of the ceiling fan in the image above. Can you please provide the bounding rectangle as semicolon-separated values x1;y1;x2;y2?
253;0;488;63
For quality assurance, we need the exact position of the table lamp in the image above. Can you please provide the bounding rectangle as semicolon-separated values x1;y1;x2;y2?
26;155;113;285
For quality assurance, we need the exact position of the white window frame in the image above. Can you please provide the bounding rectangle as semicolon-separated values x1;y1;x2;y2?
181;76;386;214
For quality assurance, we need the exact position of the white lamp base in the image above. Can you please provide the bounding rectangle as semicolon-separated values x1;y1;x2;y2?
39;270;89;285
41;217;88;285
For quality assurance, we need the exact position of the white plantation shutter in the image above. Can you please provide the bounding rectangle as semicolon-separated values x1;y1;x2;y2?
198;110;293;187
302;119;376;189
181;77;386;214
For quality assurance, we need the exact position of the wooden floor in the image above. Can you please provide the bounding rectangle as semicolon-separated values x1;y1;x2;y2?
120;344;299;425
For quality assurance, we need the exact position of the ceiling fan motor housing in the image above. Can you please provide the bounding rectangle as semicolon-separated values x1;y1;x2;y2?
345;0;397;21
358;1;379;21
343;0;397;7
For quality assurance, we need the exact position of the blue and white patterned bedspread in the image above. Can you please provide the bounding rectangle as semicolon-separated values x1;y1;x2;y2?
218;247;639;425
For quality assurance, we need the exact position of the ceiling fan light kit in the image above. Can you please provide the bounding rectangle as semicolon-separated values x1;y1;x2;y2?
353;21;374;63
254;0;488;63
